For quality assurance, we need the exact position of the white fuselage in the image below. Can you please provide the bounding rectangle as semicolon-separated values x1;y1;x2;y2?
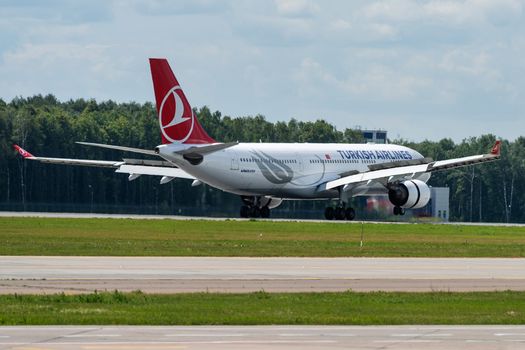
158;143;426;199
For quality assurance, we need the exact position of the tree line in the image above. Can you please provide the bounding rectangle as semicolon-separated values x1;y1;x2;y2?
0;94;523;222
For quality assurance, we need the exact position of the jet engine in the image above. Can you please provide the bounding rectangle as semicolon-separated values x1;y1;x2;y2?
388;179;431;209
260;197;283;209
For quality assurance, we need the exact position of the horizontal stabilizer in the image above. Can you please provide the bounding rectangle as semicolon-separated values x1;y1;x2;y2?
76;142;158;156
175;142;239;155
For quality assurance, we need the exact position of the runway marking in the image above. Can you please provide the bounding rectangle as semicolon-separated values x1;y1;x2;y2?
1;340;338;346
64;334;122;338
0;336;10;338
495;333;525;336
0;342;190;346
374;340;441;343
390;333;452;337
82;346;187;350
83;346;187;349
0;339;338;346
167;340;338;344
164;334;246;337
466;340;498;343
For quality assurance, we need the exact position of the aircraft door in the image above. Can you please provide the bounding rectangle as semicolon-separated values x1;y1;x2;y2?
230;153;239;170
295;152;304;172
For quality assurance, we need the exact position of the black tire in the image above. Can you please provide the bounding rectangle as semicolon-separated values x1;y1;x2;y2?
393;206;400;216
335;207;345;220
345;207;356;221
399;208;406;216
260;206;270;218
324;207;334;220
240;205;250;218
249;206;261;218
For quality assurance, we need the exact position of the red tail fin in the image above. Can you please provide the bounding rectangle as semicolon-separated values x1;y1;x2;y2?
490;140;501;156
149;58;215;144
13;144;34;158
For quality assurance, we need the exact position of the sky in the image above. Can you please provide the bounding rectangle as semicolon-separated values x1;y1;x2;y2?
0;0;524;142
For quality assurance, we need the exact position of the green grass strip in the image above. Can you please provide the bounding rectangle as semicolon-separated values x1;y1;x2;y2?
1;291;525;325
2;217;525;257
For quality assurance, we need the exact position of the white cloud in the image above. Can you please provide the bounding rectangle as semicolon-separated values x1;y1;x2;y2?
294;57;430;100
274;0;319;17
129;0;230;15
363;0;523;26
0;0;523;141
328;19;351;32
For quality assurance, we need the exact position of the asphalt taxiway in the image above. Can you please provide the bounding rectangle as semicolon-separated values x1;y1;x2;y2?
2;256;525;293
2;325;525;350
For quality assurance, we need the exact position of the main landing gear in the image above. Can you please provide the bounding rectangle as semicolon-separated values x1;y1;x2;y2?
324;205;356;221
239;196;271;218
240;205;270;218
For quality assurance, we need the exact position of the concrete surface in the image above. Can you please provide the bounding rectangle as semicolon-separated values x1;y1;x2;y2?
2;256;525;293
2;326;525;350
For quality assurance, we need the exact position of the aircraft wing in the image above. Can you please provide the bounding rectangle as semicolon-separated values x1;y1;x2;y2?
13;145;195;181
317;140;501;192
114;164;195;179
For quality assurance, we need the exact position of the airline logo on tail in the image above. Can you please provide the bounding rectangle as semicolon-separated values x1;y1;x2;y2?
491;140;501;156
150;58;215;145
159;86;195;143
13;145;34;158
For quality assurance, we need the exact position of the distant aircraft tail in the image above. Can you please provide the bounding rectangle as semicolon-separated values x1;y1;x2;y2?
491;140;501;156
149;58;215;145
13;144;34;158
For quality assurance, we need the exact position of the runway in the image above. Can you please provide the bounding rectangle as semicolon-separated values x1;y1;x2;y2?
2;256;525;293
2;325;525;349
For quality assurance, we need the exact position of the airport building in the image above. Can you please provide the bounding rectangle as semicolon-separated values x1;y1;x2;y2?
361;129;388;144
421;187;450;221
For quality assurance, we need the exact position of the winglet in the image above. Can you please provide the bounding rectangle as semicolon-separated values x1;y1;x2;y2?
490;140;501;156
13;144;35;158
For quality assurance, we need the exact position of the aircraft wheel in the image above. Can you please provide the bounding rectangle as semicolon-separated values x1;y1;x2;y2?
324;207;334;220
345;207;356;221
240;205;250;218
393;206;401;216
260;206;270;218
335;207;346;220
399;208;405;216
249;206;261;218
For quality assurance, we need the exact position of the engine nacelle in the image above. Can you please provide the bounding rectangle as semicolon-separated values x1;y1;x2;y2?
242;196;284;209
260;197;283;209
388;179;431;209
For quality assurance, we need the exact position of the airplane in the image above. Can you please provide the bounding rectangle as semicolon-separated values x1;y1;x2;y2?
14;58;501;220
